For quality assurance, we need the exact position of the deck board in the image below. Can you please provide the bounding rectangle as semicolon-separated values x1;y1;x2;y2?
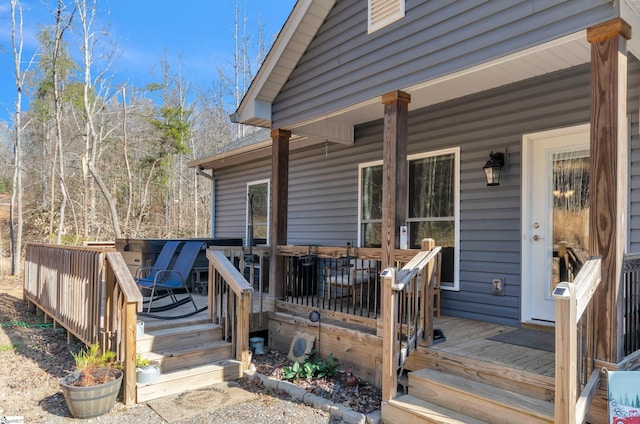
139;293;555;378
430;316;555;377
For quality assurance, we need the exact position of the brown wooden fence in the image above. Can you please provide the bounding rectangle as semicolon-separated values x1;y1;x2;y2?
23;243;142;405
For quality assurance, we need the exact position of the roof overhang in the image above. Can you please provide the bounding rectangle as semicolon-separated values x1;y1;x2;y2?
233;0;336;127
187;135;321;171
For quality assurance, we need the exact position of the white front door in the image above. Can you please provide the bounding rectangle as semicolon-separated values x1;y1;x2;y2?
522;125;590;325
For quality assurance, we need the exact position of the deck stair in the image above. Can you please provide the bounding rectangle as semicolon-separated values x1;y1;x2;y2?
382;351;555;423
135;317;241;403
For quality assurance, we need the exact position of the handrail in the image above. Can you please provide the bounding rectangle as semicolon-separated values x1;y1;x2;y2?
381;239;440;402
394;247;442;291
206;248;253;369
104;252;142;405
554;256;601;424
23;243;142;405
206;250;253;295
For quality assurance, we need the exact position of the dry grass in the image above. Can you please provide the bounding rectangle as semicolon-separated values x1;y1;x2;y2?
553;208;589;250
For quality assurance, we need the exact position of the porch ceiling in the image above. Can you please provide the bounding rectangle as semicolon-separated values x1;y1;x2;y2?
290;31;591;135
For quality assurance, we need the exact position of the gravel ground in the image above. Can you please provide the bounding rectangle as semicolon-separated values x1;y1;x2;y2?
0;277;364;423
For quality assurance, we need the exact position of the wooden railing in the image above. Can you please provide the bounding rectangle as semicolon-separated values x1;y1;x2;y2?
206;248;254;370
380;239;442;402
23;243;142;405
554;256;602;424
208;245;270;327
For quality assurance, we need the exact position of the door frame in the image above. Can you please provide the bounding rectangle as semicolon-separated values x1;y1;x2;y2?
521;123;590;325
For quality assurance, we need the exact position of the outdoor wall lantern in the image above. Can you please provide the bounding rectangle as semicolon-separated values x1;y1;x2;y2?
483;150;506;186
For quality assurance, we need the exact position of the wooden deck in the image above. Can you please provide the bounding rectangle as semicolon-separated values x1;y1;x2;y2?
140;292;554;377
428;315;555;378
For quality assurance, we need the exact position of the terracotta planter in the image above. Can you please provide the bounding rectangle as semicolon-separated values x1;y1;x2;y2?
60;369;123;419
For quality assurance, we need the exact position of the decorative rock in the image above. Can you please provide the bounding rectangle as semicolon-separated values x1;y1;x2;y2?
248;370;381;423
332;403;352;418
313;396;334;412
366;410;381;424
277;380;297;393
303;392;317;406
286;385;308;402
342;409;367;424
258;374;279;391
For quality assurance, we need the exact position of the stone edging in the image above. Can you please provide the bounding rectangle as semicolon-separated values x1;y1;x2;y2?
244;370;381;424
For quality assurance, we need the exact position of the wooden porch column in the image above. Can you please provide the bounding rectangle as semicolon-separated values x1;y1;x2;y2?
380;92;410;393
269;129;291;299
587;18;630;362
381;91;411;271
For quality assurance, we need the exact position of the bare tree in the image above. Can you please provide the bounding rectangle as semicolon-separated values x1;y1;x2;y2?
52;0;75;244
10;0;24;274
75;0;122;238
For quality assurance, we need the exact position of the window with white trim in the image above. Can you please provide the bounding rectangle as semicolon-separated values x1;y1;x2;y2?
246;180;270;245
368;0;405;34
358;148;460;289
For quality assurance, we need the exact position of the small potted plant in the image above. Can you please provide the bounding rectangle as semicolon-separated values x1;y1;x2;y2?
60;343;123;419
136;354;161;384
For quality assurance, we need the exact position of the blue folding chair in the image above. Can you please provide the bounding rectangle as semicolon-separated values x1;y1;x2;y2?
136;241;207;318
135;240;181;288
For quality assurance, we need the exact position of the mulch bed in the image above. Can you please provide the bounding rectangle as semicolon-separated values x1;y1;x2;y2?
237;349;382;414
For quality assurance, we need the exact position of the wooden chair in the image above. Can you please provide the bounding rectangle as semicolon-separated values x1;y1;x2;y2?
324;259;376;303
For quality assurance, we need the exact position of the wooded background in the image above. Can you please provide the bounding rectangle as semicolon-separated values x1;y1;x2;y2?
3;0;268;274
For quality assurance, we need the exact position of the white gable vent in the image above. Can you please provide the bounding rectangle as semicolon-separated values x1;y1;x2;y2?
368;0;405;34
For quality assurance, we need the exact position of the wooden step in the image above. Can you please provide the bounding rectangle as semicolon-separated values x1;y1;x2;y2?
137;322;223;353
143;340;233;372
409;369;554;423
136;359;242;403
383;394;486;424
405;348;555;402
140;316;211;332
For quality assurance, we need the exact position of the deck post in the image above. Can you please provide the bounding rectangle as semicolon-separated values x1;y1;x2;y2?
380;91;410;272
554;282;577;424
587;18;630;362
381;268;398;402
422;238;435;345
269;129;291;299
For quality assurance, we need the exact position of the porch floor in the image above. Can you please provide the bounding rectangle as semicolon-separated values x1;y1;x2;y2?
138;292;555;378
429;315;555;378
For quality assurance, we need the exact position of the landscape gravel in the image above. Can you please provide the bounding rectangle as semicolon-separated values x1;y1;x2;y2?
0;277;382;423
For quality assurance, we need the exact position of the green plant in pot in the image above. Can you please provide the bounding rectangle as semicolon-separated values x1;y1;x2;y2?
136;354;161;384
60;343;123;419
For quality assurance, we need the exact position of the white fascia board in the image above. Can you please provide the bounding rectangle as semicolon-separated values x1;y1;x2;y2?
235;0;335;126
236;99;271;126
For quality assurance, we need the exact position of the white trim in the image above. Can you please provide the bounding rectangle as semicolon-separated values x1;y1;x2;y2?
521;124;590;325
246;179;271;246
357;147;460;291
408;147;460;291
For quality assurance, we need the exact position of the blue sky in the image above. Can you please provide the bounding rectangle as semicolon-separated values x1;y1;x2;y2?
0;0;296;124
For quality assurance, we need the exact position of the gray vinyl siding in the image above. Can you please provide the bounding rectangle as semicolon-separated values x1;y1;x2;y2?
272;0;615;128
213;62;640;325
628;56;640;252
214;158;272;241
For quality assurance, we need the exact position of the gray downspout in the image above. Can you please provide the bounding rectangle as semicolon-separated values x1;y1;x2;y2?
197;166;215;237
